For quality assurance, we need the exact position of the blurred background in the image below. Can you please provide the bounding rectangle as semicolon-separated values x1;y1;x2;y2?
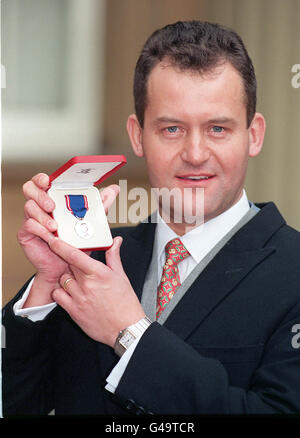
2;0;300;305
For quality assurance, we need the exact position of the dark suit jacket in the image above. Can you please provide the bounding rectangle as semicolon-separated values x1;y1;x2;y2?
2;202;300;416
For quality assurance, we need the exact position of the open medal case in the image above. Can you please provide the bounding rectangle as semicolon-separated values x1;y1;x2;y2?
48;155;126;251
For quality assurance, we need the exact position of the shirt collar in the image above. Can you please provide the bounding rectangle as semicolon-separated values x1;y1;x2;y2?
155;189;250;264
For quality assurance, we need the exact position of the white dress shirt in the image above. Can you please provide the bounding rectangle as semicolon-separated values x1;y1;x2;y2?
14;190;250;394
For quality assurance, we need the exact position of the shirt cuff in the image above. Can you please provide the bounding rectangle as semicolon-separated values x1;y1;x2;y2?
105;329;147;394
13;277;57;322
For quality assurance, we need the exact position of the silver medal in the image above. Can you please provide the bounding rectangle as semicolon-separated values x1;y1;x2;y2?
74;220;94;239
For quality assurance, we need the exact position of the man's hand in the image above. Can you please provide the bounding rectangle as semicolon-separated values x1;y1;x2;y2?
18;173;69;306
49;236;145;347
18;172;120;308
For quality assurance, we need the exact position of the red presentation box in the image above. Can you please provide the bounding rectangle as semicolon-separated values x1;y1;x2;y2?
47;155;126;251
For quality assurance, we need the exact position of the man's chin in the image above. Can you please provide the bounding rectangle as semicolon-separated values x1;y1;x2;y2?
160;208;205;228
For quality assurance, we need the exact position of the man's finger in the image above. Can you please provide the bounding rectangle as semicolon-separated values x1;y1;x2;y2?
31;173;50;190
52;288;74;313
23;179;55;213
18;218;56;246
24;199;57;232
60;274;75;293
49;237;108;276
100;185;120;214
105;236;126;276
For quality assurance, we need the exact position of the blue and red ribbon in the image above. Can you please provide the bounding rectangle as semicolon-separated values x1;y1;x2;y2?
65;194;88;220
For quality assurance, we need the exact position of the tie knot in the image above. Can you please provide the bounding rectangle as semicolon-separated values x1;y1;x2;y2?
165;238;190;265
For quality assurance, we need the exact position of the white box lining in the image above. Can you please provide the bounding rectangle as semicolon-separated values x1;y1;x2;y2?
48;186;112;249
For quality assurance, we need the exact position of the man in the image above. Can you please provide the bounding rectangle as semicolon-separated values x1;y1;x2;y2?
2;21;300;415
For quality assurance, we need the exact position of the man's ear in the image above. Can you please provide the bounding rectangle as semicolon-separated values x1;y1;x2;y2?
126;114;144;157
248;112;266;157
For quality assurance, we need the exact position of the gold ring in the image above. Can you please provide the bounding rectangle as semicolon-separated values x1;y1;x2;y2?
63;277;74;292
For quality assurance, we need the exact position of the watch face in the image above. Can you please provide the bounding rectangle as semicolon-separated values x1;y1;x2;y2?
120;331;135;349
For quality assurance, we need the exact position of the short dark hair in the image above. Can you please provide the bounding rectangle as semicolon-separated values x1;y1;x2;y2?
133;21;256;128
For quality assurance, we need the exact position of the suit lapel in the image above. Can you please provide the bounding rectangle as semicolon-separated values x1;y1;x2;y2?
164;245;274;339
164;202;285;340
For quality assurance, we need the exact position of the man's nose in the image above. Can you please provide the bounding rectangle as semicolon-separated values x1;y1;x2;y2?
180;132;211;165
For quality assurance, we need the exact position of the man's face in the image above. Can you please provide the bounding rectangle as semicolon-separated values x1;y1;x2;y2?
128;61;265;234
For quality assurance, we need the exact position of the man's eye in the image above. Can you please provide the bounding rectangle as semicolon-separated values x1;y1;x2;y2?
211;126;224;133
166;126;178;133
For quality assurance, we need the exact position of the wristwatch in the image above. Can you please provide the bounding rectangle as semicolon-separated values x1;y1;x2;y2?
114;316;152;357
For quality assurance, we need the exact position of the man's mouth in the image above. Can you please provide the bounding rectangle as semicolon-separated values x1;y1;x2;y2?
176;174;215;181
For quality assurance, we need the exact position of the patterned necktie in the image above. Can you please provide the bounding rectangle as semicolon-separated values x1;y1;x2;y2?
156;238;190;319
